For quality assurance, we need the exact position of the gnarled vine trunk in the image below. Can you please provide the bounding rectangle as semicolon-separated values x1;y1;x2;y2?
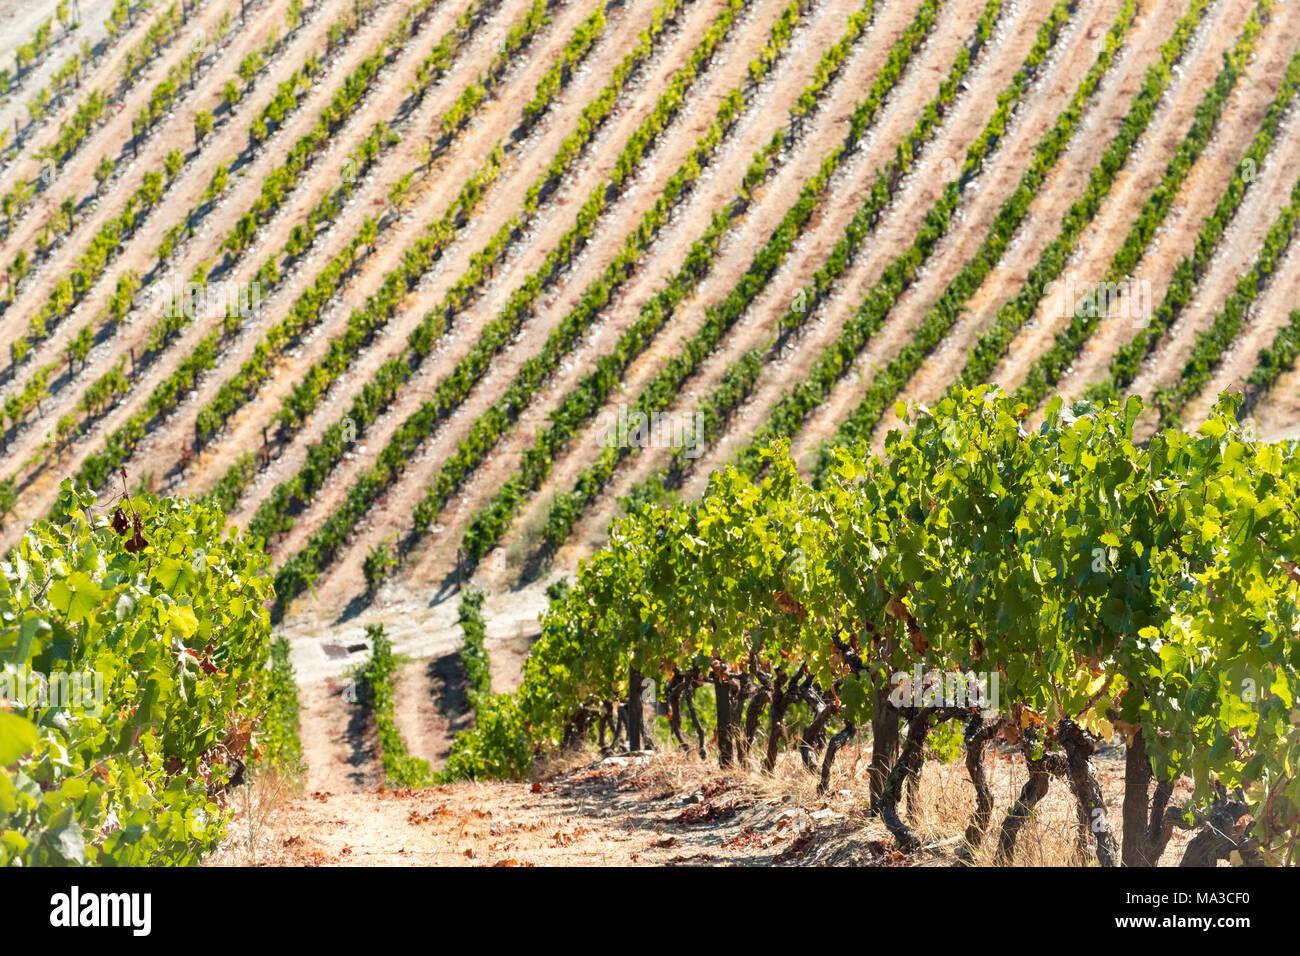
1058;720;1118;867
1180;792;1264;867
995;737;1065;865
683;668;707;759
960;716;998;857
665;673;689;751
1120;725;1181;866
798;680;834;773
762;671;803;773
818;722;855;794
877;707;967;850
712;669;742;768
878;709;932;851
627;665;645;751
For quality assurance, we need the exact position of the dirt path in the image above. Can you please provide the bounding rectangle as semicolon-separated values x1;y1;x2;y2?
393;656;471;768
276;570;553;682
297;676;382;793
209;675;1198;867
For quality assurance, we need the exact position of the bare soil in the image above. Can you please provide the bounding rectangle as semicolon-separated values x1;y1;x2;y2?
393;654;471;769
209;670;1198;867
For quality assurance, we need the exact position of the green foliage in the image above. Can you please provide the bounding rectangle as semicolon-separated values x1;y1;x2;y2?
439;691;529;782
194;107;214;144
0;482;285;865
358;624;435;787
458;590;491;699
439;591;530;781
465;388;1300;857
263;637;302;769
362;536;397;597
1243;309;1300;408
0;478;15;525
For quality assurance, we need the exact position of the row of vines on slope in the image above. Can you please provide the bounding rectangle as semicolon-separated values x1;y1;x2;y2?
53;0;496;495
952;0;1230;390
357;590;502;785
1152;169;1300;428
1082;45;1300;406
0;0;399;467
543;0;1083;554
268;0;758;614
0;2;322;435
806;0;1146;468
192;0;604;466
214;0;694;529
1013;11;1300;412
454;0;958;572
190;0;578;447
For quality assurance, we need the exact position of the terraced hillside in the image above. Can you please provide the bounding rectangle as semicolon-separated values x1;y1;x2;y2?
1;0;1298;669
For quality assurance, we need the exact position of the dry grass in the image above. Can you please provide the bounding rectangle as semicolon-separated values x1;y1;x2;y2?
204;767;304;867
207;710;1199;866
203;740;1201;866
626;731;1198;866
